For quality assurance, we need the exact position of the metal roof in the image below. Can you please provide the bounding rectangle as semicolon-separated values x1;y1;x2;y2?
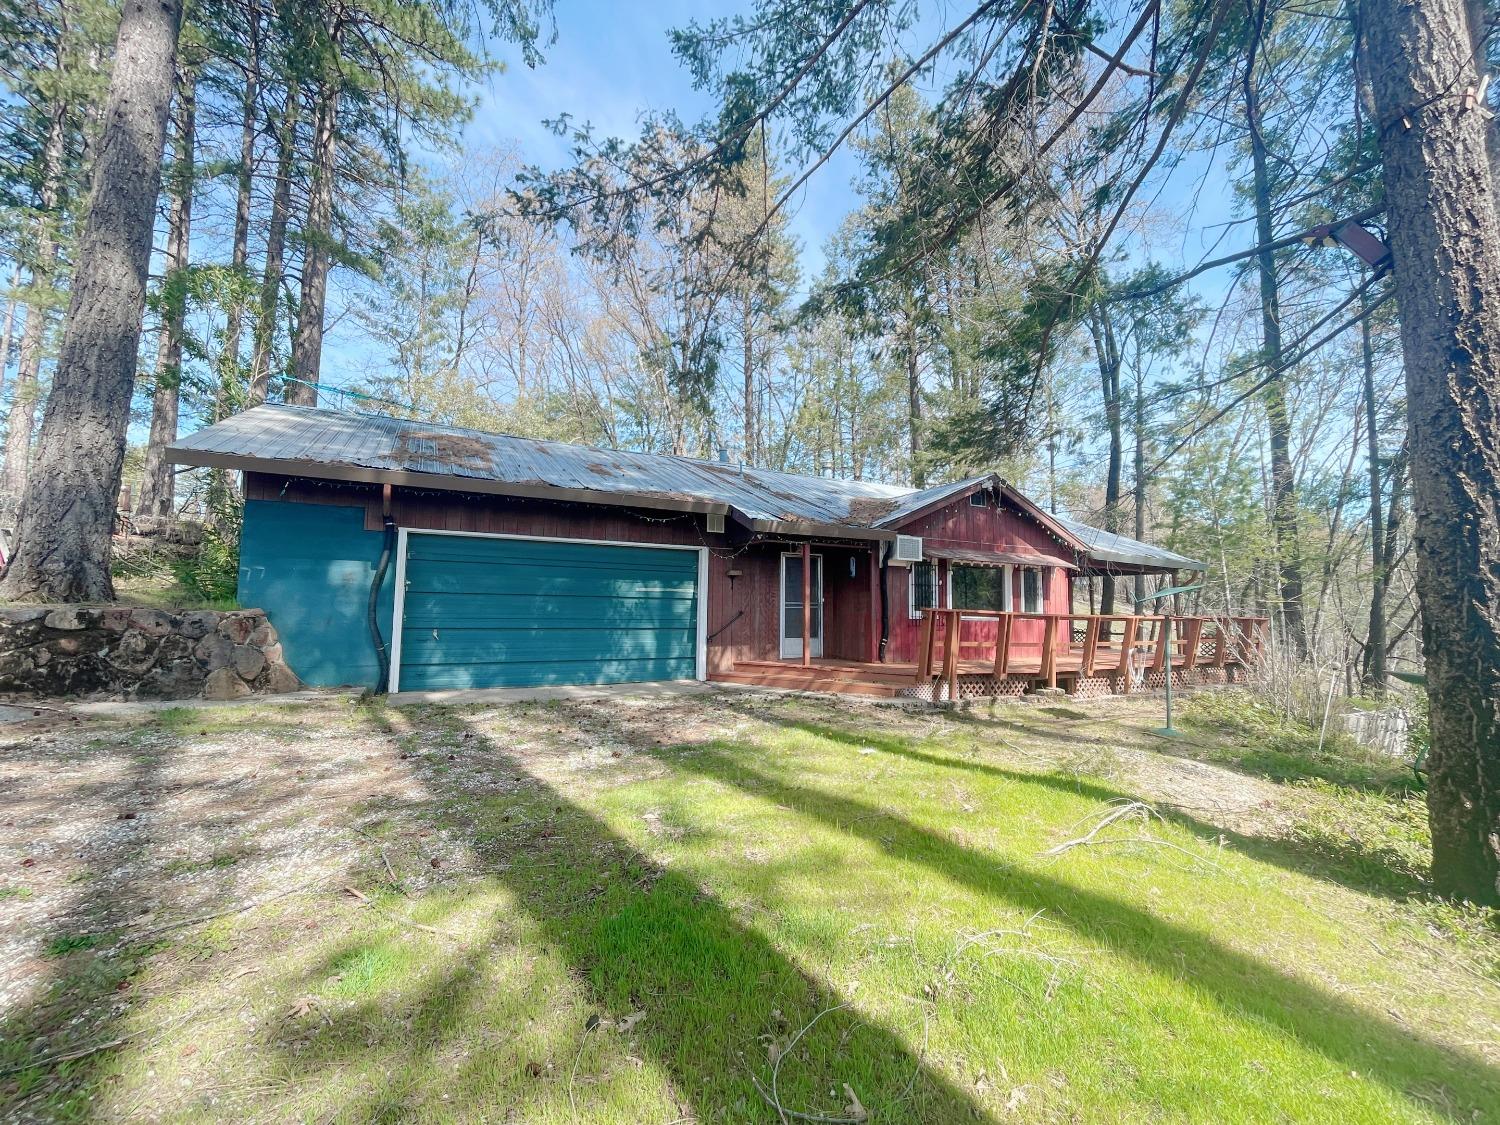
923;545;1078;570
168;405;1206;570
1051;513;1207;572
871;476;991;527
168;404;915;538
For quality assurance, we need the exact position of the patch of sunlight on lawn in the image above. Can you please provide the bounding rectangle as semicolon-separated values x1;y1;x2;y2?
13;697;1496;1125
571;720;1497;1124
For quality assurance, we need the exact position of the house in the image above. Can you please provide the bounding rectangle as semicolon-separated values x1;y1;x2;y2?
167;404;1264;700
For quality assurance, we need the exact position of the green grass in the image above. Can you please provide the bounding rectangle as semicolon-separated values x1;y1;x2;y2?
3;694;1496;1123
1178;689;1418;790
111;546;236;611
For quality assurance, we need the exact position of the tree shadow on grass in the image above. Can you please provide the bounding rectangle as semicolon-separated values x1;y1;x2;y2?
773;710;1438;902
263;705;990;1123
637;728;1500;1120
0;725;174;1118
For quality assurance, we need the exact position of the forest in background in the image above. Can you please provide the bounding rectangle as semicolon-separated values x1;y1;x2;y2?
2;0;1497;900
0;0;1417;690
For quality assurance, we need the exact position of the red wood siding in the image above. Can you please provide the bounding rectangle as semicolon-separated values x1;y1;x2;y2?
244;474;1074;675
884;492;1079;663
245;473;791;675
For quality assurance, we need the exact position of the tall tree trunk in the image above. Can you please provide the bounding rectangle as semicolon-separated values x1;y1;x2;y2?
742;289;754;466
248;88;297;406
904;294;924;487
1360;0;1500;905
1359;284;1387;689
1088;305;1124;614
137;68;196;520
0;94;68;509
287;70;339;406
0;0;184;602
0;263;21;399
1244;42;1309;659
217;0;258;414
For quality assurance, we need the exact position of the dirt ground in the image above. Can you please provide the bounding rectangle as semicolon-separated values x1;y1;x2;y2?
0;688;1294;1017
1;685;1492;1122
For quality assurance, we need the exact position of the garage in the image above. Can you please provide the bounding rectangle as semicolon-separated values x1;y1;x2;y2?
391;531;705;692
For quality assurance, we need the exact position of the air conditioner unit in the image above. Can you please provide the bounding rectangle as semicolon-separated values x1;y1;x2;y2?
893;535;924;564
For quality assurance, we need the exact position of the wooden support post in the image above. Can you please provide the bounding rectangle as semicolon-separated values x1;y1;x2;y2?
1081;616;1100;676
801;543;811;669
1182;617;1204;670
1042;615;1059;689
942;611;960;704
916;610;935;683
1118;616;1138;694
993;612;1012;678
1212;617;1230;667
1151;617;1169;673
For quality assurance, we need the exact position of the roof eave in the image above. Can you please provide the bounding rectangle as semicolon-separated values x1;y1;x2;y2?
1077;553;1207;574
749;518;897;541
166;449;735;521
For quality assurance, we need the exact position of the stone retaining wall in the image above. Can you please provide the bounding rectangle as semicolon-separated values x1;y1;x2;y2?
0;605;302;701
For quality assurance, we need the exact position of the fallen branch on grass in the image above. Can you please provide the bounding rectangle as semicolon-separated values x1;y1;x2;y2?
750;1073;868;1124
83;885;322;940
351;825;406;896
0;1037;129;1077
752;1003;869;1124
341;885;464;941
1043;800;1159;856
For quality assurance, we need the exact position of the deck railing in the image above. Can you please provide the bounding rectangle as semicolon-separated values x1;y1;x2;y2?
916;609;1270;699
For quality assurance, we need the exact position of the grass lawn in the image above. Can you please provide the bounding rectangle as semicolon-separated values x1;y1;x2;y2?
0;689;1496;1122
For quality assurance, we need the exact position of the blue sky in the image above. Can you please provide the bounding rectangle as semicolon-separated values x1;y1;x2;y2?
309;1;1259;411
463;0;859;283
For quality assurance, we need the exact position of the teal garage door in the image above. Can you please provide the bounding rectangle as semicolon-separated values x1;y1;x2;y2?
395;534;701;692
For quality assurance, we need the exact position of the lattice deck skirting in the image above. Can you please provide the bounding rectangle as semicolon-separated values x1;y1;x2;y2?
1071;675;1116;700
897;667;1234;703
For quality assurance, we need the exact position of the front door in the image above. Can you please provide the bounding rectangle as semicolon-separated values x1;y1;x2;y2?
779;552;824;659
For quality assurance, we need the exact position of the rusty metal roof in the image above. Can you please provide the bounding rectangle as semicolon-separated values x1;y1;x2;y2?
168;405;1206;570
168;404;915;538
923;545;1078;570
1051;513;1207;572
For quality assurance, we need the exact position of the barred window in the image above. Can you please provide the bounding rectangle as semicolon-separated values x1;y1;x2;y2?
909;561;938;618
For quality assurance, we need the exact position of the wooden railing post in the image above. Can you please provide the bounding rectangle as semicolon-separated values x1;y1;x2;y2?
1212;617;1230;668
1041;615;1059;689
993;612;1012;678
1118;616;1138;694
916;610;935;684
1151;617;1169;673
1081;616;1101;677
942;611;960;704
1181;617;1204;670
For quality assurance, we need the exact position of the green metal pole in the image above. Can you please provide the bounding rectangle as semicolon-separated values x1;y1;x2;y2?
1162;615;1174;734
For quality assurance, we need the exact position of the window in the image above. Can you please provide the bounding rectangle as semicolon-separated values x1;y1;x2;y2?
950;565;1008;611
1021;567;1045;613
909;561;938;618
969;490;988;507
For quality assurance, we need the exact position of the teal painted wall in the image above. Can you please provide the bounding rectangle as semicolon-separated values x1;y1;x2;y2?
398;534;699;691
238;499;396;688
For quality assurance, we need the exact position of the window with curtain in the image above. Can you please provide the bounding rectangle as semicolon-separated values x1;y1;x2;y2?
908;561;938;618
950;565;1008;611
1021;567;1045;613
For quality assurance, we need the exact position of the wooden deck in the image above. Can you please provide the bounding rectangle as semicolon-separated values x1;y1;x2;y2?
709;611;1270;701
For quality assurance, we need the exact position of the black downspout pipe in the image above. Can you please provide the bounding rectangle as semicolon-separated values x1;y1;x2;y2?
878;540;891;661
370;487;396;691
